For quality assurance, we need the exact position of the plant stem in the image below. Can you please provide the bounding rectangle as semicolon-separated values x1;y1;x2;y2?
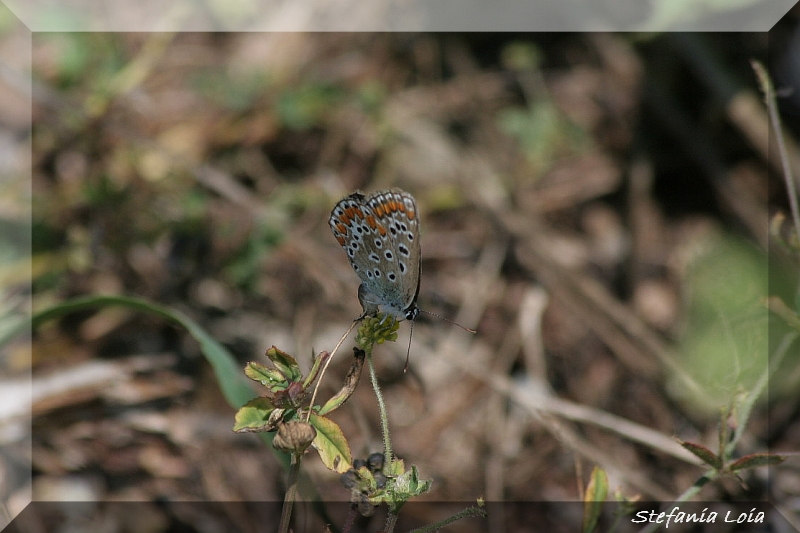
752;61;800;243
407;505;488;533
637;472;717;533
307;320;359;422
367;351;393;463
385;511;399;533
278;452;302;533
729;331;797;455
752;60;800;304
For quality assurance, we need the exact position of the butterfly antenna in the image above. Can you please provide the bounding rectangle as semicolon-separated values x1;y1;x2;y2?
419;309;477;333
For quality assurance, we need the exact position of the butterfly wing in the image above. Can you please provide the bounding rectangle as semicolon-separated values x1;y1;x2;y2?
329;188;421;320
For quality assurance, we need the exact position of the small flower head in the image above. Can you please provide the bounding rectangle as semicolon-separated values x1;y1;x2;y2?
356;313;400;351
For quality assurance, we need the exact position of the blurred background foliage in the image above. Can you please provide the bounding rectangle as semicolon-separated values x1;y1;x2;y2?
1;15;799;532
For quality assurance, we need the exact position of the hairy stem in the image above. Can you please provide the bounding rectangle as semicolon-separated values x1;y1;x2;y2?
368;351;393;463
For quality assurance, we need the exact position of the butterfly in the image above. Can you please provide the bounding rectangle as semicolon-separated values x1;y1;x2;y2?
329;188;421;322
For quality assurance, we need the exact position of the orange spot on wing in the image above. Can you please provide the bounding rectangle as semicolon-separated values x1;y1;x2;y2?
336;223;347;234
377;225;387;236
366;215;377;228
336;236;346;245
406;208;415;220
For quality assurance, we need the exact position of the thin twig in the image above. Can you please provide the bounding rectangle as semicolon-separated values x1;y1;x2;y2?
306;320;359;423
752;61;800;240
437;331;698;460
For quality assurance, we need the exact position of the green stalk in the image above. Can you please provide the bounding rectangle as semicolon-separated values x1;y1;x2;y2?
367;351;393;464
407;505;488;533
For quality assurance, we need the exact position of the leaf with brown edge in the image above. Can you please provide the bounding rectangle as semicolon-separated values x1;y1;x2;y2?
318;348;365;415
729;453;786;472
303;350;330;389
679;439;722;469
244;361;287;389
583;466;608;533
309;413;352;473
265;346;303;382
233;397;279;433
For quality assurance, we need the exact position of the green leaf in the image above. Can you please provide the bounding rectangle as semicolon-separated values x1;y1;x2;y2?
233;397;278;433
583;467;608;533
245;361;288;389
364;462;433;516
679;440;723;470
394;465;431;498
356;466;378;491
385;457;406;477
19;294;294;475
729;453;786;472
380;464;432;514
672;234;768;416
27;294;254;408
265;346;303;382
317;349;364;416
309;413;352;474
302;350;330;390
